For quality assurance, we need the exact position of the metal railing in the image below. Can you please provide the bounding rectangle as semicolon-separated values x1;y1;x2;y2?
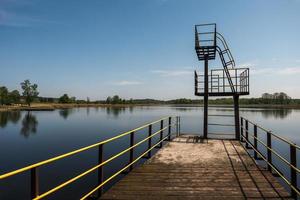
0;116;180;199
195;68;249;94
240;117;300;199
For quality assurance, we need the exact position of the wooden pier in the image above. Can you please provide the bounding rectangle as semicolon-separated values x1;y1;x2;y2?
101;135;290;199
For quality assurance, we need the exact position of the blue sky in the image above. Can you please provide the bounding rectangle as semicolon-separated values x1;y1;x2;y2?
0;0;300;100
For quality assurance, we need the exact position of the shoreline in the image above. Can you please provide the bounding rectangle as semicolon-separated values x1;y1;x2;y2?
1;103;300;112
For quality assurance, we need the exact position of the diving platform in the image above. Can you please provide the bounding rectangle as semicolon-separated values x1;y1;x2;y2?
101;135;290;199
194;68;249;97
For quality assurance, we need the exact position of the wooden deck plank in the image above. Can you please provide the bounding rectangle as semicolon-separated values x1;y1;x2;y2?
100;135;291;199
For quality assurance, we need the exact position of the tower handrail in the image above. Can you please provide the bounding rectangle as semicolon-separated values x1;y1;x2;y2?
216;32;235;67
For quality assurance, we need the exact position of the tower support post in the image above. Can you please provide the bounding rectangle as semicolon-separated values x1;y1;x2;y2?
234;94;240;140
203;55;209;139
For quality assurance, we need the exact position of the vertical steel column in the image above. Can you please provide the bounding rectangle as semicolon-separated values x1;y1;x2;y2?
159;120;163;148
98;144;104;196
203;55;209;139
168;117;171;141
290;144;297;198
233;95;240;140
253;125;258;159
31;168;39;199
267;132;272;171
147;124;152;158
129;132;134;171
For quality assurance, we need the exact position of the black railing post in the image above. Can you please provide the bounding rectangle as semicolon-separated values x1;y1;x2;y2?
267;131;272;171
98;144;104;196
254;124;258;159
240;117;244;142
147;124;152;158
31;167;39;199
290;144;297;199
178;116;181;136
159;120;163;148
176;116;179;136
129;132;134;171
168;117;171;141
245;120;249;148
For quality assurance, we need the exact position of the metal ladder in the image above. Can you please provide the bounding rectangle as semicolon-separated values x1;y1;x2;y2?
216;33;236;93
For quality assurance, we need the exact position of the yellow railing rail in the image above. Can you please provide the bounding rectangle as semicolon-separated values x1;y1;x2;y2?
240;117;300;198
0;116;180;200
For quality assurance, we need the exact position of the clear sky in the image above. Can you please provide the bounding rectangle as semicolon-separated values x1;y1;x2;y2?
0;0;300;100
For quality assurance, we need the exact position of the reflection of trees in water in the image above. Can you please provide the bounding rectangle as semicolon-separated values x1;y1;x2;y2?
59;109;74;119
240;109;292;119
0;111;21;128
261;109;292;119
20;111;38;138
171;107;195;111
106;107;126;118
129;106;134;113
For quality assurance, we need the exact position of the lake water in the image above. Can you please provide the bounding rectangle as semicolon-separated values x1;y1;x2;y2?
0;106;299;199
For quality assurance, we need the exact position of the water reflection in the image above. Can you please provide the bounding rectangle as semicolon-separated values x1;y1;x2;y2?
106;107;126;118
241;108;292;119
105;107;135;118
0;111;21;128
59;109;74;119
261;109;292;119
171;107;196;111
20;111;38;138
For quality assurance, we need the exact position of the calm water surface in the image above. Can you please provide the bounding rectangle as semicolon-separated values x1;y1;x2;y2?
0;106;299;199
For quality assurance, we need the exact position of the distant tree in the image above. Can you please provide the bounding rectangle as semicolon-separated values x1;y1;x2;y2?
0;86;9;105
59;94;70;103
106;96;112;104
277;92;291;104
20;80;39;106
112;95;121;104
262;93;273;99
9;90;21;104
129;98;133;104
87;97;90;104
70;97;76;103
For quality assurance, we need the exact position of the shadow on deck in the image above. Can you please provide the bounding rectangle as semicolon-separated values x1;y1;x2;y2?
100;135;291;199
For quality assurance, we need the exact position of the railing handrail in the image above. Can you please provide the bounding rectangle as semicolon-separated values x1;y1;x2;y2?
241;117;299;149
0;116;170;179
240;117;300;198
1;116;179;199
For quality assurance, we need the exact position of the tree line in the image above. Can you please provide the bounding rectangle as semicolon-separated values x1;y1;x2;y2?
1;80;299;106
0;80;39;106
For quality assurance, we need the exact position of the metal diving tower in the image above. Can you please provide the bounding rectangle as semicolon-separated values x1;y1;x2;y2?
194;23;249;140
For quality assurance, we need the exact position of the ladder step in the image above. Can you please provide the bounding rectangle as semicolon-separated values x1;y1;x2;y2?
221;49;228;54
208;114;234;117
208;123;235;127
208;132;235;136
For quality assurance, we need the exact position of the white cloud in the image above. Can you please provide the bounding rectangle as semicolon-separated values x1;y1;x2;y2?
277;67;300;75
113;81;142;86
150;69;192;77
252;67;300;75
